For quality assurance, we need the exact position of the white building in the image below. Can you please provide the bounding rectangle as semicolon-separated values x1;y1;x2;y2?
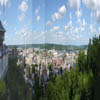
0;21;8;79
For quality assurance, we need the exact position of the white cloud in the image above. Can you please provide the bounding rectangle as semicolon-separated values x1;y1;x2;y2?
77;19;86;32
57;31;66;44
64;19;86;34
77;18;81;24
79;19;86;32
89;24;96;33
64;20;72;31
34;31;45;40
76;10;82;17
7;24;34;45
98;27;100;32
97;27;100;36
35;7;41;22
89;24;93;32
82;19;86;27
19;0;28;12
58;31;63;35
15;25;27;36
80;27;85;32
96;10;100;22
15;24;45;44
15;24;33;43
68;0;80;10
74;27;79;33
36;16;40;22
3;20;8;26
82;0;100;10
79;26;85;32
52;5;66;22
18;13;25;21
82;1;100;22
35;8;39;15
58;5;66;17
46;21;52;27
77;19;86;33
5;35;8;40
52;12;59;22
91;12;95;19
45;30;66;44
50;26;59;32
18;0;28;21
0;0;8;6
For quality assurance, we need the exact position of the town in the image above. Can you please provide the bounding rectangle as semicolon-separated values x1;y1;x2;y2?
8;46;87;96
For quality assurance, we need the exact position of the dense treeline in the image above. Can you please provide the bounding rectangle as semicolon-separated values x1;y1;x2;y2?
87;36;100;78
46;62;94;100
7;58;32;100
87;36;100;99
35;36;100;100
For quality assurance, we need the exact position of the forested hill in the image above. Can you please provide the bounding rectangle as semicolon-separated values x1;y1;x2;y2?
8;43;88;50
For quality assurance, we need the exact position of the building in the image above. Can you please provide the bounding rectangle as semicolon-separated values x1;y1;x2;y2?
8;48;18;59
0;21;8;79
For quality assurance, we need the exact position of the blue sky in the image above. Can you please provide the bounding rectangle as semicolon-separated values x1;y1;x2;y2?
0;0;100;45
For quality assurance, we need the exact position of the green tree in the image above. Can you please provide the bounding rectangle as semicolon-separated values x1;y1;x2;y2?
31;64;35;73
62;71;71;100
77;51;87;73
7;58;32;100
83;71;94;100
87;36;100;78
0;80;6;100
33;75;43;100
46;81;56;100
70;68;81;100
48;64;53;71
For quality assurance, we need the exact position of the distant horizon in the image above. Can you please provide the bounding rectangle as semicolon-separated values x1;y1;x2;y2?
7;43;88;46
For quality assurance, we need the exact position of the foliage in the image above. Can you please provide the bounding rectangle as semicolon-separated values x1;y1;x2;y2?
33;75;43;100
87;36;100;78
31;64;35;73
7;58;32;100
26;65;30;73
0;80;7;100
48;64;53;71
77;51;87;73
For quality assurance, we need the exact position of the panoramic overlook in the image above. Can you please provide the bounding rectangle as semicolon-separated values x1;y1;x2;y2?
0;0;100;100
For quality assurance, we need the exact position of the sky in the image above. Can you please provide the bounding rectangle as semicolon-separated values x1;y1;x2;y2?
0;0;100;45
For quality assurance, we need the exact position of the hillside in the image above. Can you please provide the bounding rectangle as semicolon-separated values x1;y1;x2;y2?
8;43;88;50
